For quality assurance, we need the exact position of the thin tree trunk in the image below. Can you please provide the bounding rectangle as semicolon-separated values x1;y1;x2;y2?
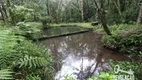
0;6;5;22
81;0;84;21
7;0;16;25
2;4;8;18
100;11;111;35
0;2;7;22
46;0;52;23
137;3;142;24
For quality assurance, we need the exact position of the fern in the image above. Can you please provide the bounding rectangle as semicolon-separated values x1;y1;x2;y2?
25;75;41;80
0;30;54;79
0;30;23;68
0;30;18;53
19;55;48;68
0;69;13;80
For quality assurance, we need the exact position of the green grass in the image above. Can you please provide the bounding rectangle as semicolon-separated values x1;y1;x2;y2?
25;22;96;29
50;22;94;28
26;22;93;28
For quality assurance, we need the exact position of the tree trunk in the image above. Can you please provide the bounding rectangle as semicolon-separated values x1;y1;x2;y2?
2;5;8;18
0;6;5;22
46;0;52;23
0;2;7;22
94;0;111;35
81;0;84;21
7;0;16;25
137;3;142;24
99;10;111;35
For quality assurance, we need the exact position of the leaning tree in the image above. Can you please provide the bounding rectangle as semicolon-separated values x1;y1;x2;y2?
93;0;111;35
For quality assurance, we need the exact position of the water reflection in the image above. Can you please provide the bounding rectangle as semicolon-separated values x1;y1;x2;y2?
41;32;128;80
55;55;97;80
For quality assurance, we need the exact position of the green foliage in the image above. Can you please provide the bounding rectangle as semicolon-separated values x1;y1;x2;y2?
13;40;54;79
18;55;48;68
14;40;51;58
25;22;42;29
24;75;41;80
86;72;114;80
102;24;142;59
109;60;142;80
107;0;140;24
63;72;114;80
40;16;50;22
14;22;40;39
24;2;43;21
0;27;54;79
9;5;33;24
64;75;75;80
39;16;51;29
0;69;13;80
50;22;93;28
6;0;142;23
0;30;23;69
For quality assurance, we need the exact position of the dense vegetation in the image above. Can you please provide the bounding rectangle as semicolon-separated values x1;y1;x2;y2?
0;27;54;79
0;0;142;80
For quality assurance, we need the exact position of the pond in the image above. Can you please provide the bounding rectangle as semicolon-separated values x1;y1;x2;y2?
33;27;90;39
41;31;128;80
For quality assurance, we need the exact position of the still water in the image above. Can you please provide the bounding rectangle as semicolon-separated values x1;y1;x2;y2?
34;27;89;39
41;32;128;80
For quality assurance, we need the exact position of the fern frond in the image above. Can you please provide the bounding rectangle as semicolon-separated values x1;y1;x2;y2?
0;30;23;68
19;55;48;68
0;69;13;80
25;75;41;80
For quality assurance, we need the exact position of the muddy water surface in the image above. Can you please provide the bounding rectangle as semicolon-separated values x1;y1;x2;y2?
41;32;128;80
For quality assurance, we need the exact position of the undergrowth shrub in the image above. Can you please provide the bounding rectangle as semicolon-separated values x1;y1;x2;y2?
102;24;142;59
13;41;54;80
0;30;23;69
109;60;142;80
14;40;47;57
8;5;33;24
14;22;41;39
86;72;114;80
0;29;54;79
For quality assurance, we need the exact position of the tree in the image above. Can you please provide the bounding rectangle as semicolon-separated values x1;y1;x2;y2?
0;0;7;22
93;0;111;35
80;0;84;21
137;3;142;24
